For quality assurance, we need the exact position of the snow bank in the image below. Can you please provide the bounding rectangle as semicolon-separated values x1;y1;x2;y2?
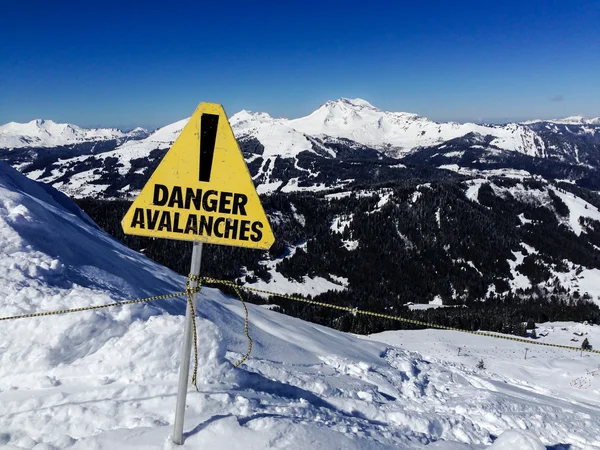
489;430;545;450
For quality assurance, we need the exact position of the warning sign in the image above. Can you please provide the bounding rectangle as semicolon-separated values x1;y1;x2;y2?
122;102;274;249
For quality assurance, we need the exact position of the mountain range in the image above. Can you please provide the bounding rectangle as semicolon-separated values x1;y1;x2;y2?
0;119;149;149
2;98;600;198
2;99;600;319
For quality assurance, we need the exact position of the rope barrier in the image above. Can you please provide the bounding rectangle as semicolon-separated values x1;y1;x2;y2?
204;278;600;356
0;291;187;321
2;275;599;389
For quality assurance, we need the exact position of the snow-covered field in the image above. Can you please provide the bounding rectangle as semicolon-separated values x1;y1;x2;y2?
1;161;600;449
367;324;600;449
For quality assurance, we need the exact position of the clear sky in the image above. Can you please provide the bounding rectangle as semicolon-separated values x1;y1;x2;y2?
1;0;599;129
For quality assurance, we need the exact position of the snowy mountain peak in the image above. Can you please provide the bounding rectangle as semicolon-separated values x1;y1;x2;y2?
288;99;456;150
230;110;276;128
125;127;150;139
323;97;379;110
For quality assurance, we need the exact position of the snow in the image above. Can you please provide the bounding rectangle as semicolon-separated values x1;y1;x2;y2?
279;178;332;193
367;323;600;449
287;99;545;156
551;188;600;236
243;244;348;298
331;214;353;233
488;430;545;450
231;111;319;161
518;213;533;224
247;271;346;298
256;180;283;194
342;239;359;251
290;203;306;226
377;191;393;208
508;251;532;290
430;295;444;305
3;160;600;449
576;269;600;302
325;190;353;200
21;118;189;197
521;242;538;254
465;180;600;240
443;151;465;158
465;179;486;203
440;165;532;179
0;119;144;149
406;303;452;311
553;263;600;305
6;101;599;201
328;274;349;287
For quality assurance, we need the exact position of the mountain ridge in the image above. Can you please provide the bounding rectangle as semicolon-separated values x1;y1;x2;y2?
2;98;600;199
3;99;599;151
0;119;150;149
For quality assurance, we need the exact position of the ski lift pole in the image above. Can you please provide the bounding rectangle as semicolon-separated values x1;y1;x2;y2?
173;241;203;445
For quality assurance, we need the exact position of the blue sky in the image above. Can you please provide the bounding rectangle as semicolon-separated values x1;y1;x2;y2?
1;0;599;129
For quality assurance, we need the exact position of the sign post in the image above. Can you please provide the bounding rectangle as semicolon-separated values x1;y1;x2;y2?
121;102;274;445
172;241;202;445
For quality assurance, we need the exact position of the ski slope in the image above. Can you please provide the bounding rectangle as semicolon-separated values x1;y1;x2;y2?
1;161;599;449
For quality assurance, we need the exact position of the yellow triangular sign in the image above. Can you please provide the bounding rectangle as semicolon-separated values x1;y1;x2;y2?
122;102;274;250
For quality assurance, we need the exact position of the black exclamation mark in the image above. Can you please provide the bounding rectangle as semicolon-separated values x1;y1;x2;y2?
199;113;219;182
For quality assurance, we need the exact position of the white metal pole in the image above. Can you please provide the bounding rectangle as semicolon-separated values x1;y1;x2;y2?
172;241;203;445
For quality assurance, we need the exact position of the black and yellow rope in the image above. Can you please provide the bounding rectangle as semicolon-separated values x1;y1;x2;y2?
2;274;599;389
0;290;187;322
204;278;600;356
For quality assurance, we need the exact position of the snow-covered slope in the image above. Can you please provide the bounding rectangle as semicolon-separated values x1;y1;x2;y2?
230;110;315;158
0;119;149;149
2;159;599;449
86;118;189;172
367;324;600;449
